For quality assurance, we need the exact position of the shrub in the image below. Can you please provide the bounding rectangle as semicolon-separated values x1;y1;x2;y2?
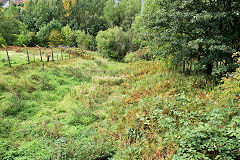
75;30;85;48
124;52;136;63
212;52;240;108
61;25;75;47
48;30;63;46
173;108;240;160
124;48;151;63
15;32;37;47
84;34;95;51
36;19;62;46
96;27;129;61
135;47;151;60
75;30;95;50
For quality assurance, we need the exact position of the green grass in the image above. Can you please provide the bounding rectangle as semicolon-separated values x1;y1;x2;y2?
0;51;124;159
0;48;75;67
0;51;239;160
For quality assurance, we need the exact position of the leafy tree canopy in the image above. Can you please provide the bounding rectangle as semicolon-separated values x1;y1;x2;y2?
140;0;240;74
36;19;62;46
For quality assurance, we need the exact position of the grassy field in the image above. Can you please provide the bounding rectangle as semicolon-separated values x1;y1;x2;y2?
0;47;83;67
0;50;125;159
0;50;239;159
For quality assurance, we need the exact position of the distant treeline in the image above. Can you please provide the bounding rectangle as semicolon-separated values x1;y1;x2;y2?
0;0;240;75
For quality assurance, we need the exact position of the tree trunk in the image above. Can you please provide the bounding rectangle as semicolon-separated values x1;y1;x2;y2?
47;55;50;62
189;60;193;73
206;63;213;75
183;61;185;73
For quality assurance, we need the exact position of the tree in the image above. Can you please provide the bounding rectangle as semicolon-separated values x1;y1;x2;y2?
5;4;20;19
51;0;66;24
0;8;24;45
62;0;75;17
140;0;240;75
104;0;141;30
33;0;52;32
75;30;95;50
61;25;75;46
69;0;108;36
48;30;63;46
36;19;62;46
15;31;37;46
96;27;129;60
20;0;38;32
20;0;57;33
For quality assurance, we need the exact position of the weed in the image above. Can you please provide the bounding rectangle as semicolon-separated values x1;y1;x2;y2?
0;53;239;159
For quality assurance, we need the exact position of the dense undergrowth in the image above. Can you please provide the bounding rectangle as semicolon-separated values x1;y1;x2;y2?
0;55;123;159
0;54;239;159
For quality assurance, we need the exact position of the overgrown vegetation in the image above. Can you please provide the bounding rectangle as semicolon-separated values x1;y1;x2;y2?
0;0;240;159
136;0;240;75
1;0;239;75
96;27;129;60
0;51;239;159
0;54;123;159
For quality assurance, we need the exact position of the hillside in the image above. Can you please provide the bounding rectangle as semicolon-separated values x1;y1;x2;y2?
0;51;239;159
1;0;240;159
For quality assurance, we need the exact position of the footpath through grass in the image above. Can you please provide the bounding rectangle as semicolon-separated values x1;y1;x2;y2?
0;53;239;159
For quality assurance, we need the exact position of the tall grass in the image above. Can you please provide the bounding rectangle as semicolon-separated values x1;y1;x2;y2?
0;52;239;159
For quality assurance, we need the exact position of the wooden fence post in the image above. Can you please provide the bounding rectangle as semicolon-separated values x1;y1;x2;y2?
74;46;77;58
65;47;67;59
50;45;54;61
36;45;42;62
69;48;71;58
56;46;59;61
67;46;70;58
1;44;11;67
60;48;63;60
23;44;30;64
33;53;35;62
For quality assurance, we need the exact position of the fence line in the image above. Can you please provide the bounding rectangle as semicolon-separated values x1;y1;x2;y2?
23;44;30;64
36;45;43;62
0;44;92;67
1;44;11;67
